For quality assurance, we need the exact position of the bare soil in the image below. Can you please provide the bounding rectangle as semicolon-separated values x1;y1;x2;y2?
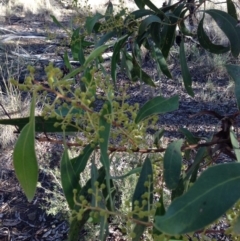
0;1;239;240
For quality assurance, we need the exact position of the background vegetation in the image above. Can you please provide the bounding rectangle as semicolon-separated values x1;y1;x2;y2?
1;0;240;240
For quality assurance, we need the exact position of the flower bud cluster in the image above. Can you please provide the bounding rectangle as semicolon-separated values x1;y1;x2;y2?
11;63;159;151
71;181;108;224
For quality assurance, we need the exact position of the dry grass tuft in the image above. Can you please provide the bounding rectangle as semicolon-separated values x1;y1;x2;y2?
76;0;171;14
1;0;62;21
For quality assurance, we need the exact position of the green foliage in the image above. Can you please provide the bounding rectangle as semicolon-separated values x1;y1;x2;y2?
155;163;240;235
160;3;184;59
227;0;238;20
179;41;194;97
13;92;38;202
135;95;179;123
111;34;129;85
126;52;156;86
163;140;183;190
61;144;94;208
203;9;240;57
150;46;172;79
197;17;231;54
132;157;153;240
0;116;79;132
2;0;240;240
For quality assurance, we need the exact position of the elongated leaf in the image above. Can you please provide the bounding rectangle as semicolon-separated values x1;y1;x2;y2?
150;22;161;47
178;9;193;36
122;55;134;80
81;166;106;202
0;116;79;132
51;15;69;33
161;2;178;13
185;147;206;182
164;140;183;190
85;12;104;34
134;0;145;9
171;177;185;201
62;66;84;80
132;40;142;63
111;167;142;180
111;35;129;84
84;45;109;67
155;163;240;235
151;46;172;79
131;55;156;87
124;9;155;24
132;157;153;241
68;167;106;241
197;17;230;54
155;190;166;216
100;215;109;241
225;64;240;110
61;144;94;209
153;128;165;147
172;147;206;201
180;41;194;97
61;148;77;209
105;0;113;21
227;0;238;20
81;67;97;97
55;106;84;117
102;178;115;212
160;4;184;58
179;128;200;144
135;95;179;123
121;51;132;78
115;8;126;19
69;30;93;62
159;20;169;50
204;9;240;57
97;30;116;47
78;39;85;65
81;39;94;48
230;129;240;162
70;28;81;61
90;163;99;208
94;166;109;240
72;144;95;176
132;225;146;241
99;100;113;210
144;0;159;12
138;15;163;36
99;100;112;161
135;30;149;48
153;190;166;236
13;95;38;202
144;0;169;19
63;52;72;72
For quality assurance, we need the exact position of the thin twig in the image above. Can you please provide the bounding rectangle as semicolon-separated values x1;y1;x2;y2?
35;136;234;154
33;80;94;113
